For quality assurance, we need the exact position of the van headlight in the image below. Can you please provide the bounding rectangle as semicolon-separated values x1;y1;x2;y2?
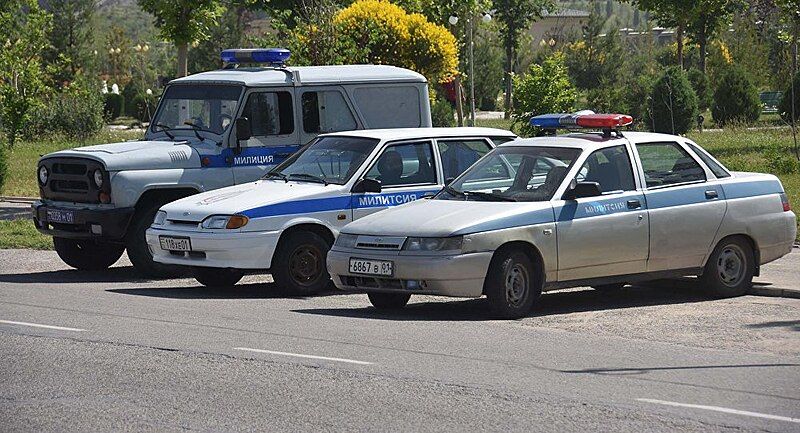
402;236;463;252
152;210;167;226
334;233;358;248
92;169;104;188
38;166;49;185
201;214;249;229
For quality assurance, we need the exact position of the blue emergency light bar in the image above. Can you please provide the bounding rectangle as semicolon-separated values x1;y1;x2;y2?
221;48;291;65
530;111;633;129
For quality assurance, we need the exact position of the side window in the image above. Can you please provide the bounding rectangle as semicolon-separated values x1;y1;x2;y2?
352;86;421;128
365;141;436;187
301;90;357;133
241;91;294;138
636;142;706;188
576;145;636;193
687;143;731;178
437;139;493;180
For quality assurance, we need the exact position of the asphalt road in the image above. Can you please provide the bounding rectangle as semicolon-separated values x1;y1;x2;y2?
1;248;799;432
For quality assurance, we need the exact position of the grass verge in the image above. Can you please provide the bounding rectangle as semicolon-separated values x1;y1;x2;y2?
0;219;53;249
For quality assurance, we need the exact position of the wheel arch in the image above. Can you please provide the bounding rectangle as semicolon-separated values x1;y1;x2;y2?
704;233;760;276
272;222;336;268
483;240;545;296
135;187;201;212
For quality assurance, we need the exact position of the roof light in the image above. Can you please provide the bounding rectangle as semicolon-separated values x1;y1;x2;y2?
529;112;633;129
221;48;291;65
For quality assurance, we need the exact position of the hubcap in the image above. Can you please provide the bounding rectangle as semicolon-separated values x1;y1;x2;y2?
504;262;529;306
289;245;322;286
716;244;746;287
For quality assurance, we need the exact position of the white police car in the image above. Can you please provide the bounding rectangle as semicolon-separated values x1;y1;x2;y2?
145;127;517;293
33;48;433;277
327;113;797;318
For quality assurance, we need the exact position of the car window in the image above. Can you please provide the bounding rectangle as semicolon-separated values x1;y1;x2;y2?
353;86;421;128
270;136;378;185
576;145;636;193
241;91;294;137
437;139;493;180
687;142;731;178
636;142;706;188
365;141;436;187
301;90;357;133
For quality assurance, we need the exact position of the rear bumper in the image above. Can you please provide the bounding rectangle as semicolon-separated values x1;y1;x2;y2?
146;227;281;270
326;248;493;297
31;200;134;241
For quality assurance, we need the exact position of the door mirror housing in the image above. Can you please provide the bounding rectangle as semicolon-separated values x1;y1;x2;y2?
235;117;251;154
352;178;382;194
563;180;602;200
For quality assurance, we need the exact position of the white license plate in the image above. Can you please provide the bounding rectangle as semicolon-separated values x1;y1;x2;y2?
46;208;74;224
349;258;394;276
159;236;191;252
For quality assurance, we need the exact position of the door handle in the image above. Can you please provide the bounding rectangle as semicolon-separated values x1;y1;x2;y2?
705;190;718;199
627;199;641;209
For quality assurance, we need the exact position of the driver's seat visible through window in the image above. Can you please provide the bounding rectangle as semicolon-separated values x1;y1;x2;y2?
365;141;436;187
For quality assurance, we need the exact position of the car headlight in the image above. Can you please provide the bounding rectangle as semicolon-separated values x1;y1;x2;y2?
92;170;104;188
152;210;167;226
402;236;463;252
200;214;249;229
38;166;49;185
334;233;358;249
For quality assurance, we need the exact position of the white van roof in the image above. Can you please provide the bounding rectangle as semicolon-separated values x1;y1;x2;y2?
171;65;427;86
322;127;516;141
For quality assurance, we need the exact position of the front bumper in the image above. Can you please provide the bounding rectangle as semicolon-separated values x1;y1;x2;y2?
146;227;281;270
327;248;493;298
31;200;134;240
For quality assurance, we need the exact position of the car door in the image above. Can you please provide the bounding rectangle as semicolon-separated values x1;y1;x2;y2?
351;140;440;220
634;141;726;272
231;88;300;183
554;144;649;281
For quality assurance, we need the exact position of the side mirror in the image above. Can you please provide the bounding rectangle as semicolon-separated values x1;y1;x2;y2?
352;178;382;194
563;180;602;200
235;117;251;154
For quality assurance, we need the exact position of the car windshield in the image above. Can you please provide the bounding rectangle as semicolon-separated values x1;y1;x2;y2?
437;146;581;202
150;84;242;135
266;136;380;185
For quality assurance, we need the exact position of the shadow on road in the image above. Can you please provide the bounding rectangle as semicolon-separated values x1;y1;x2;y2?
0;266;154;284
746;319;800;331
561;363;800;376
107;283;345;300
293;283;711;321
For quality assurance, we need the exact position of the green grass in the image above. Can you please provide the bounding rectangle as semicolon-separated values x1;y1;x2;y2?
0;219;53;249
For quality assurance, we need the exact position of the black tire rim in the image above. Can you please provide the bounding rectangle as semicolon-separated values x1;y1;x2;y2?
504;261;530;307
288;244;322;286
717;244;746;287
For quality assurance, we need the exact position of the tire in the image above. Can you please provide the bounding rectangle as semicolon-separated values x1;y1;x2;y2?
53;237;125;271
701;236;755;297
484;249;538;319
126;200;185;278
592;283;626;292
193;267;244;287
272;231;331;296
368;292;411;310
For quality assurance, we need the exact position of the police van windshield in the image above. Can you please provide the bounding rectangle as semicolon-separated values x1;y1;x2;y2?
267;136;380;185
438;146;580;202
150;85;242;136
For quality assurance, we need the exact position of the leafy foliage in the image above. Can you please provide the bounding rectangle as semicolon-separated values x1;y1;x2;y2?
562;13;624;90
687;67;712;111
644;66;699;134
41;0;96;85
431;97;455;127
25;78;105;140
779;71;800;124
104;93;124;120
0;142;6;191
711;65;760;126
511;53;576;136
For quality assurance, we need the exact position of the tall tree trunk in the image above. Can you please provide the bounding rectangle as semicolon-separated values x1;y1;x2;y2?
177;43;189;77
503;37;513;120
698;25;707;74
676;23;684;70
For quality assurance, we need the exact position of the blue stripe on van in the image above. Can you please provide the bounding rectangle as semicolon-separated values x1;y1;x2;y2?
200;145;301;168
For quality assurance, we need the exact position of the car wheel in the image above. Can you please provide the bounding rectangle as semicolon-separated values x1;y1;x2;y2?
126;201;185;278
702;236;754;297
368;292;411;310
484;250;538;319
592;283;626;292
272;231;331;296
193;267;244;287
53;237;125;271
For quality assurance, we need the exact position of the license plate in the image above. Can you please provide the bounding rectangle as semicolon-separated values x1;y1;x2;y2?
159;236;192;252
46;208;74;224
349;258;394;276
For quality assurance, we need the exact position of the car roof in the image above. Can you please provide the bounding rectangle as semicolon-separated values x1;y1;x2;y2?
320;127;517;141
170;65;427;86
501;131;689;150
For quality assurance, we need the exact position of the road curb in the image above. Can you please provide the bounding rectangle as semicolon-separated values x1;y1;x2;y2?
0;196;37;204
748;286;800;299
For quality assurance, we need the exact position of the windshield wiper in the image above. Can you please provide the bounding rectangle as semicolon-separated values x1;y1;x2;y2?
288;173;329;185
463;190;516;202
264;171;288;182
155;123;176;140
443;185;466;198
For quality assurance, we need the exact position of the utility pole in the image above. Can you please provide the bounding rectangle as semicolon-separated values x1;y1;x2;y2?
468;12;476;127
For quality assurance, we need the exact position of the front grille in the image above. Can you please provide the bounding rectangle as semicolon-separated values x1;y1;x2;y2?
52;162;87;175
52;179;89;193
167;219;201;227
354;235;406;250
39;157;105;203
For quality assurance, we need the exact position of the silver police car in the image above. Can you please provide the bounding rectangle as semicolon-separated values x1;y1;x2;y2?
327;114;797;318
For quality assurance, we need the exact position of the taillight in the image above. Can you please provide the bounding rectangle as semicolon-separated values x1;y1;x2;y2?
781;193;791;212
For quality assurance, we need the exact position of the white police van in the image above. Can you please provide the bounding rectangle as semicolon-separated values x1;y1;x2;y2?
32;48;432;276
145;127;516;294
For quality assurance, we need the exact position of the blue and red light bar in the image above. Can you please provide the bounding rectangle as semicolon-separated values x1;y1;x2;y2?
221;48;291;65
530;112;633;129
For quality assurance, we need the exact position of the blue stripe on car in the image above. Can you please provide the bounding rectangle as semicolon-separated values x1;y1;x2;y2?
722;179;783;199
200;145;301;168
645;184;724;209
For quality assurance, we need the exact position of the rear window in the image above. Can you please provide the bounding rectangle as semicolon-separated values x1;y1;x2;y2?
353;86;421;128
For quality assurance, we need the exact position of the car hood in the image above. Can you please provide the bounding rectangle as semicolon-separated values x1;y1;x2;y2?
39;139;212;171
342;199;555;237
160;180;347;222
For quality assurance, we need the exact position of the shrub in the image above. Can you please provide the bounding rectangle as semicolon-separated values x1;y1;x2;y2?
104;93;124;120
24;78;104;140
132;94;157;122
512;52;576;137
687;68;712;112
712;66;760;126
431;97;455;127
122;82;140;117
779;71;800;124
644;67;698;135
765;145;800;175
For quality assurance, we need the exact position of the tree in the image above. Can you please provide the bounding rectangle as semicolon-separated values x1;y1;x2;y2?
562;12;624;90
41;0;95;86
645;66;698;134
512;52;576;137
685;0;744;74
137;0;225;77
624;0;694;69
494;0;553;118
711;65;760;125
